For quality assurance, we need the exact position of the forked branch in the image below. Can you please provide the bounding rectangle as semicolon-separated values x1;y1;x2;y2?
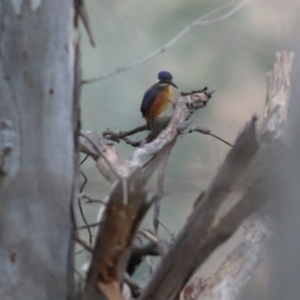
139;51;294;300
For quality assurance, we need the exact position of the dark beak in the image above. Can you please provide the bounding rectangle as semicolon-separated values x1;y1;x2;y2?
170;81;178;89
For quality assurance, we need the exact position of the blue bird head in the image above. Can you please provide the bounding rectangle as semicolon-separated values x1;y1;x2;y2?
157;71;178;88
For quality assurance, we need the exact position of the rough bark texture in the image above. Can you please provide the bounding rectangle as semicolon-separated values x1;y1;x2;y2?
0;1;76;299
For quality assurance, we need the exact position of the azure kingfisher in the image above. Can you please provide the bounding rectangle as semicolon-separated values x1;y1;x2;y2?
140;71;178;125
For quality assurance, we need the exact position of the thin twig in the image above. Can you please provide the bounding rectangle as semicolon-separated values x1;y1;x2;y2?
182;126;233;147
80;132;130;205
157;219;175;241
75;248;86;255
82;0;250;84
80;154;89;166
80;170;88;193
78;196;93;244
103;126;147;147
79;193;107;205
74;267;86;293
73;235;93;252
103;125;147;139
84;199;105;205
77;221;102;230
74;267;85;282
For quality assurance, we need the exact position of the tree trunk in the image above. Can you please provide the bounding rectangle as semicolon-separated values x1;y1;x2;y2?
0;1;78;299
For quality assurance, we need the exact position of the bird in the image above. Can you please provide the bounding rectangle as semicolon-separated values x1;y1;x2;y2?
140;71;178;125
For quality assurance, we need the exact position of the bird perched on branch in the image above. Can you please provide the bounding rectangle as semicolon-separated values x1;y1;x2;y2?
140;71;178;126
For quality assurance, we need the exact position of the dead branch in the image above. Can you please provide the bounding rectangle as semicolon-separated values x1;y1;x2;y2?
77;222;102;230
157;219;175;240
73;235;93;253
79;193;106;205
139;117;261;300
78;196;93;244
102;125;147;147
139;51;293;300
130;90;212;168
197;214;271;300
83;173;155;299
181;126;233;147
80;170;88;193
79;52;292;300
79;89;212;182
103;125;147;141
191;50;294;300
78;89;216;299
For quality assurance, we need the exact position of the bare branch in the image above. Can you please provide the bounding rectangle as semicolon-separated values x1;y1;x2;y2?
181;126;233;147
103;125;147;141
140;117;261;300
77;221;102;230
82;0;250;85
191;52;291;300
73;235;93;253
79;89;212;177
83;174;155;299
79;193;106;205
80;154;89;166
139;51;293;300
197;214;271;300
78;196;93;244
103;125;146;147
157;219;175;240
80;170;88;193
78;90;213;298
130;90;212;167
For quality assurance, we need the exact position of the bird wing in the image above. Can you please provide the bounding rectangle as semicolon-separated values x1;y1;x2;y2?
140;84;164;117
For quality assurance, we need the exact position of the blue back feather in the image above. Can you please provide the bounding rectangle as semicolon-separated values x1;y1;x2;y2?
140;84;164;117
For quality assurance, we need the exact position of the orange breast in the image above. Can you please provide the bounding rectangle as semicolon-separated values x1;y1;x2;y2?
145;85;174;120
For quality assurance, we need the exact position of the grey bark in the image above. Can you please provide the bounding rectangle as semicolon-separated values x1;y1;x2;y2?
0;1;77;300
